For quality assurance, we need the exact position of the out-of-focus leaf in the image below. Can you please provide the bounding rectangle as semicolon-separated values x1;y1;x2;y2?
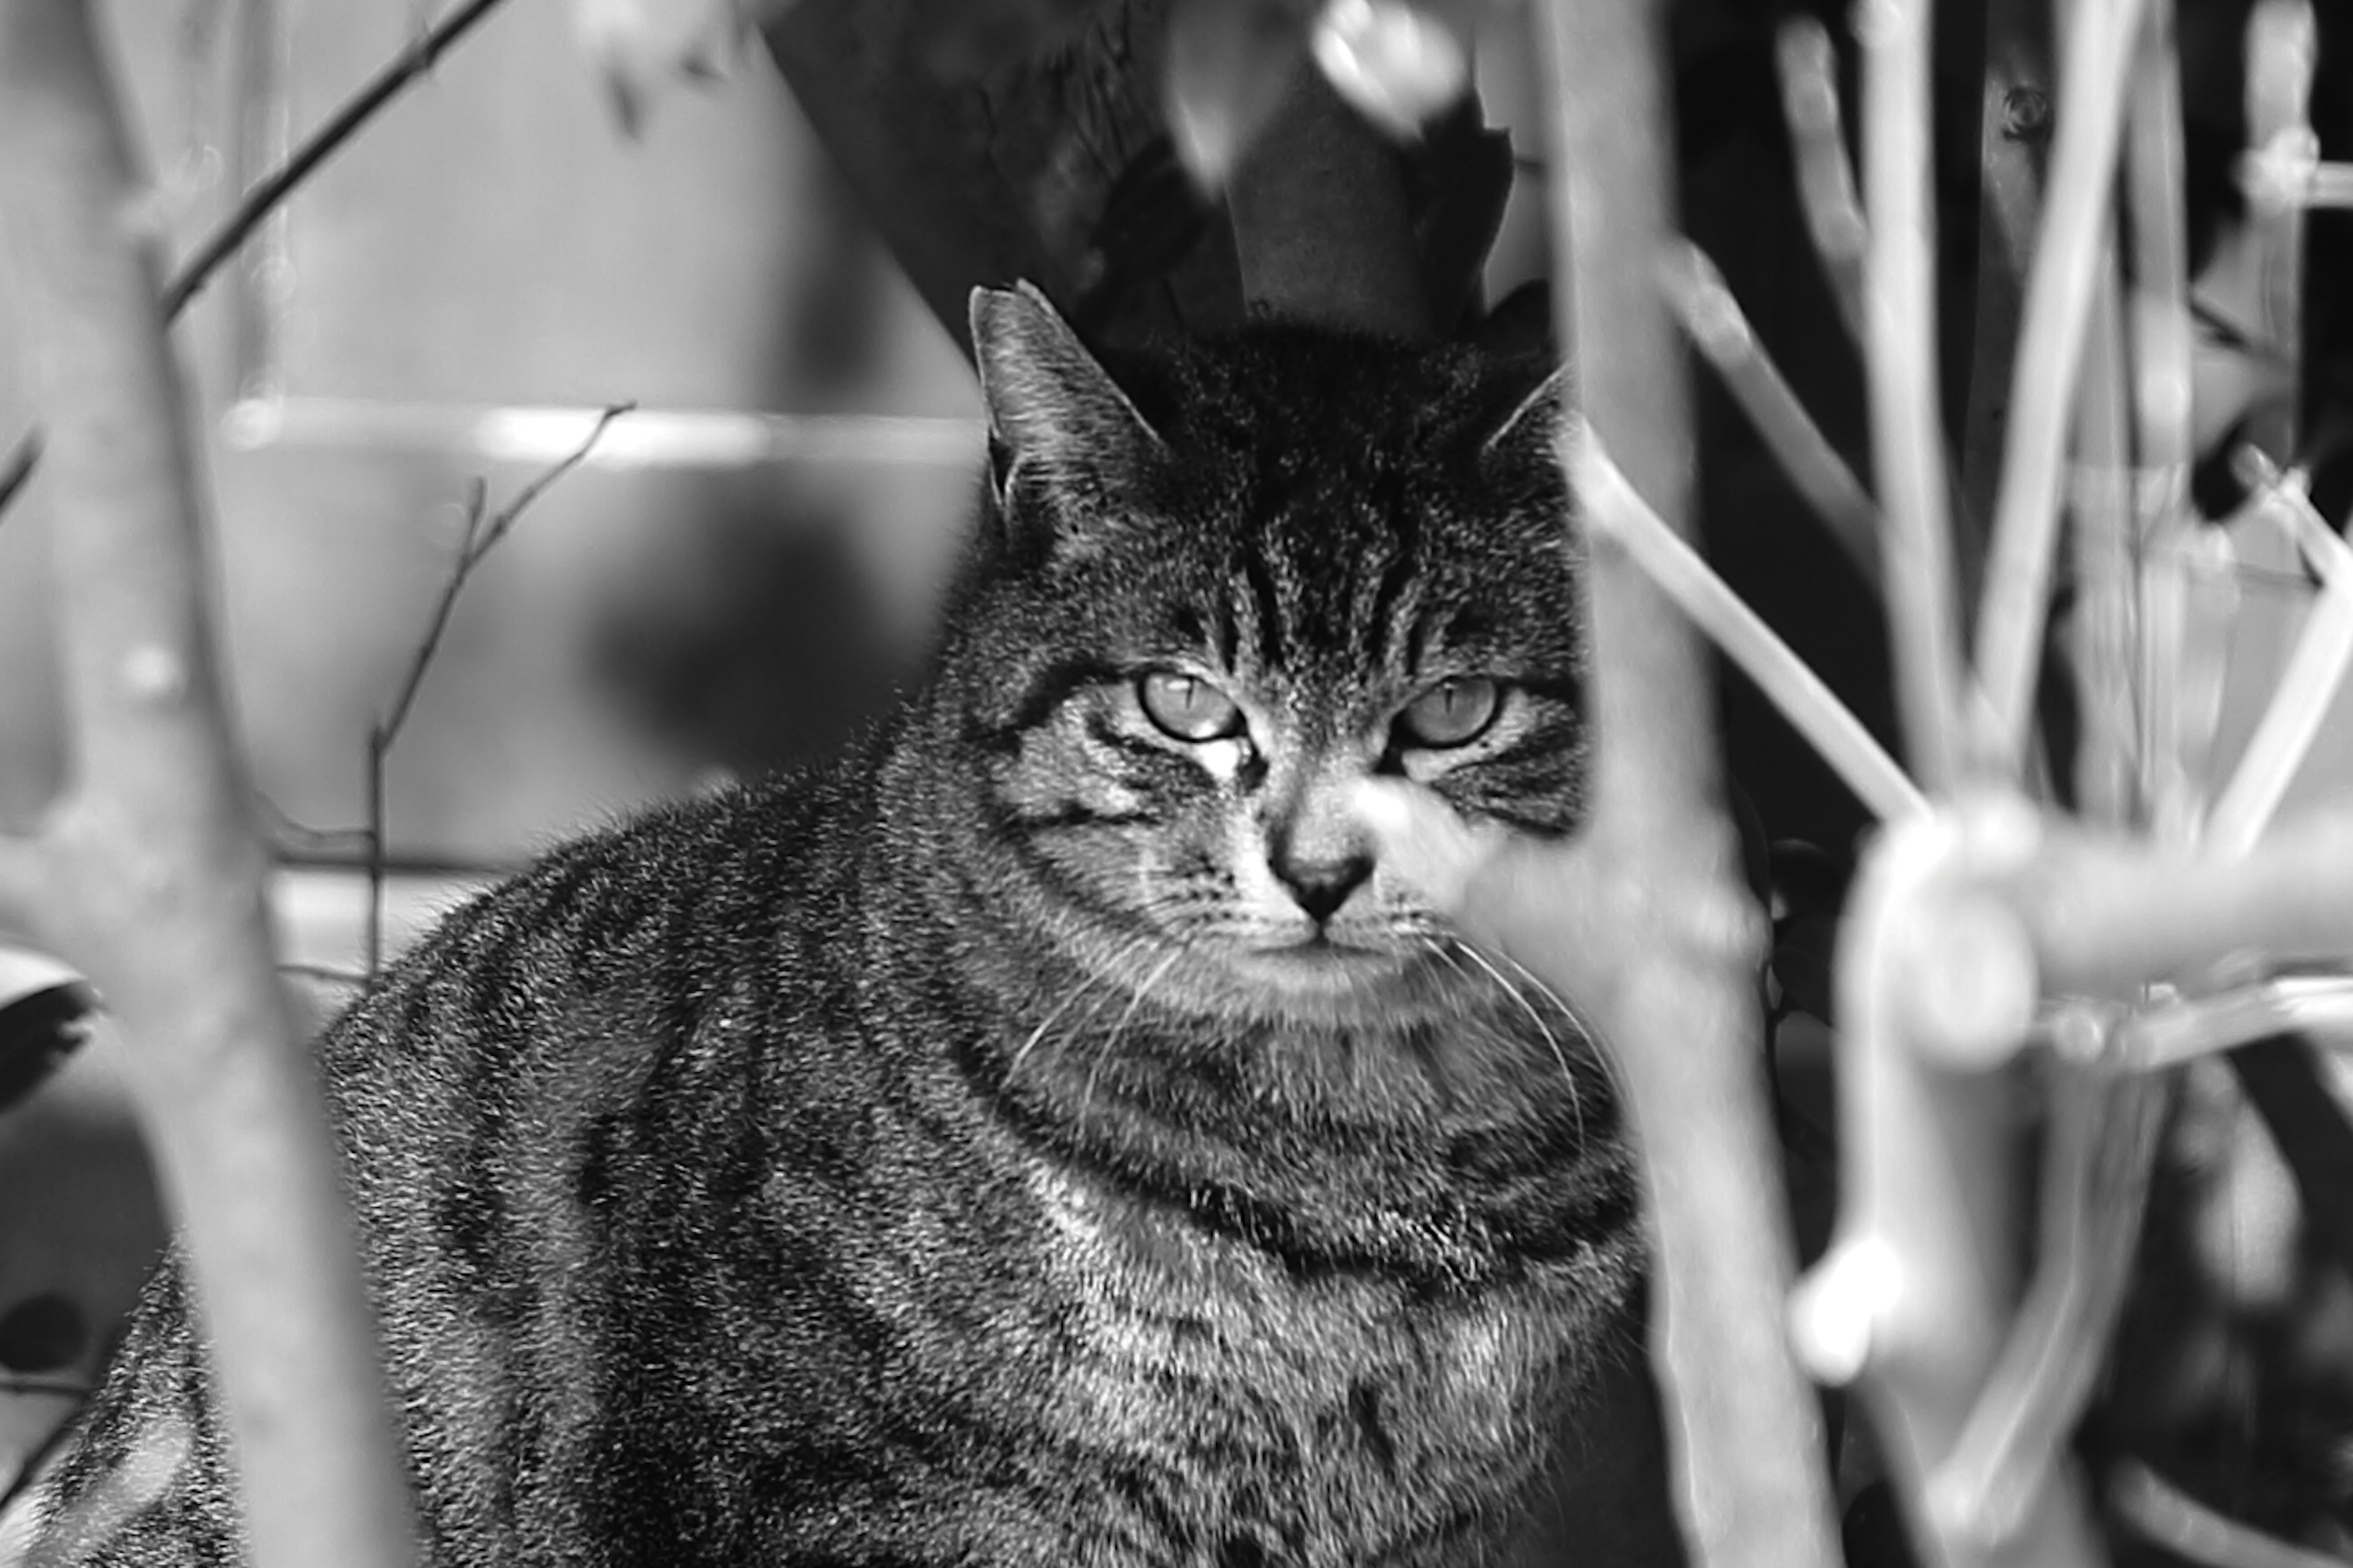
1309;0;1469;143
575;0;795;132
1167;0;1313;191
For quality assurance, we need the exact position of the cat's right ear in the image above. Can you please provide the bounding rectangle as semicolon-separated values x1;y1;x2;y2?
970;283;1164;513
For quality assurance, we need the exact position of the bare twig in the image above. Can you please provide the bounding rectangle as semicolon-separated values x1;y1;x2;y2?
1573;430;1922;824
1661;240;1879;581
159;0;514;319
2238;0;2315;466
1956;0;2048;563
2125;0;2193;522
2069;254;2139;822
2125;0;2201;837
0;0;519;534
1774;19;1866;344
0;6;419;1567
2205;459;2353;857
1972;0;2151;771
1857;0;1966;790
2116;975;2353;1069
2111;1461;2353;1568
279;961;371;991
363;404;632;973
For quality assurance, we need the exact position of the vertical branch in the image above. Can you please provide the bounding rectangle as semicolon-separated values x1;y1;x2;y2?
2238;0;2314;466
0;6;417;1568
1972;0;2151;772
1857;0;1968;790
1775;19;1868;345
1534;3;1841;1566
2072;260;2139;822
1957;0;2051;551
2126;0;2201;836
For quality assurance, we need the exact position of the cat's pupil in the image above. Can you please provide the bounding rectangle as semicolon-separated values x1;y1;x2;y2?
1396;676;1500;749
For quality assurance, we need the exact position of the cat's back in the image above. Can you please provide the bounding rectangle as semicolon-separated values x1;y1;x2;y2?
28;757;891;1568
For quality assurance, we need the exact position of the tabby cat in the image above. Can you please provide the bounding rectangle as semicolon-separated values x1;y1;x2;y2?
28;285;1667;1566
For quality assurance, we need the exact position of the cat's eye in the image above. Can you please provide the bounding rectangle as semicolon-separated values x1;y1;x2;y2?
1138;670;1245;742
1396;677;1501;749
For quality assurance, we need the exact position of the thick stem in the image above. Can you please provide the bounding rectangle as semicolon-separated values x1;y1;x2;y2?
1535;3;1840;1565
0;6;417;1567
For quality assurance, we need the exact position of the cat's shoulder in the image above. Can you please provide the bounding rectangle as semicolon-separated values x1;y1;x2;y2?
329;745;884;1042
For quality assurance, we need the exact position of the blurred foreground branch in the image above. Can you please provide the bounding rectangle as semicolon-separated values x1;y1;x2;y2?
0;5;417;1566
1510;2;1842;1565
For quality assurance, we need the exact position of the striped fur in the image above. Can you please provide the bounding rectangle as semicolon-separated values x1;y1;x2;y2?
28;290;1656;1566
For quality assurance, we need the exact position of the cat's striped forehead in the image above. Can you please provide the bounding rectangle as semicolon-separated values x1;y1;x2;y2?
1081;333;1578;692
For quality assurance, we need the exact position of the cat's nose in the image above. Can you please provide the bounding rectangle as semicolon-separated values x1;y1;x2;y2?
1273;850;1374;924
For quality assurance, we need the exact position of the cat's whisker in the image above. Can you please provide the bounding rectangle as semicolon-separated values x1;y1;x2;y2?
1007;937;1150;1085
1495;950;1601;1153
1452;939;1586;1146
1082;945;1188;1121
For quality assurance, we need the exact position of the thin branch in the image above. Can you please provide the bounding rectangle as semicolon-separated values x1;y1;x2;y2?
1857;0;1966;790
364;404;631;972
2069;251;2138;821
2126;0;2202;838
2238;0;2314;465
2125;0;2193;522
0;0;518;534
1972;0;2152;771
2111;1461;2353;1568
1774;18;1866;344
1573;430;1923;824
2205;459;2353;857
2115;975;2353;1069
158;0;514;319
280;961;371;991
1661;239;1878;581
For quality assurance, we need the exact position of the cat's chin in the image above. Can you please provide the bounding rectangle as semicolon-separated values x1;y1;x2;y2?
1215;941;1445;1027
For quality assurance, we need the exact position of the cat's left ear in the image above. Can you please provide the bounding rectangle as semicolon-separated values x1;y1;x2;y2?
1479;363;1572;467
971;283;1164;506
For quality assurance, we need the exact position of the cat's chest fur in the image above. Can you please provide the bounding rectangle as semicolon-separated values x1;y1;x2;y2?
1021;1153;1564;1481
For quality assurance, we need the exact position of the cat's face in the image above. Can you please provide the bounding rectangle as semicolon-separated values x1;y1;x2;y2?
946;286;1586;1025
